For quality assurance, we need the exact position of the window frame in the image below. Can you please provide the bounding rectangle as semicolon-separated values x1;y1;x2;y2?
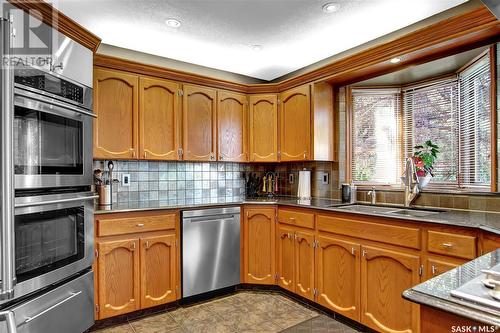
346;48;497;193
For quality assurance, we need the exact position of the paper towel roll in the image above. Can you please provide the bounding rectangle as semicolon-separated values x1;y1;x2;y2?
297;170;311;199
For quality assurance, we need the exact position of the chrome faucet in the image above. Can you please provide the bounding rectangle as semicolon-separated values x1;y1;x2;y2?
404;157;420;207
368;187;377;205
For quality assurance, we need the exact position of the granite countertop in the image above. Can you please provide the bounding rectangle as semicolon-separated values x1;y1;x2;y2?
403;249;500;326
95;196;500;235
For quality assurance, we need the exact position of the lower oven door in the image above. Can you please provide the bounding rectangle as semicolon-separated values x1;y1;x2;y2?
8;192;96;302
0;270;94;333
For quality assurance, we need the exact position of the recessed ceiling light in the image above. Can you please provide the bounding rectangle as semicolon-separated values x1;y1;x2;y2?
249;44;263;52
165;18;181;28
389;57;402;64
322;3;340;13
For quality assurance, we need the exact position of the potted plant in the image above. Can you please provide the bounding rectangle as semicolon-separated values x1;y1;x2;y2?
412;140;439;189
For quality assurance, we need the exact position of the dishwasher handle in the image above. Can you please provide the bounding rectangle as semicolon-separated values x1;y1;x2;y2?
185;214;237;224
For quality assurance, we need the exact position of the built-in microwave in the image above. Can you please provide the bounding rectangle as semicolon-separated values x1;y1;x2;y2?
13;68;94;190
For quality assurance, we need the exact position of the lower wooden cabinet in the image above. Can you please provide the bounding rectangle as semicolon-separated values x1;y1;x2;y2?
295;230;315;300
243;207;276;284
316;235;361;321
94;212;179;320
424;256;465;281
97;238;140;319
277;224;295;292
140;234;177;308
361;245;420;333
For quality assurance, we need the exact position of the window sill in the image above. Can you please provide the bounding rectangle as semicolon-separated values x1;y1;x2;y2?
353;185;499;196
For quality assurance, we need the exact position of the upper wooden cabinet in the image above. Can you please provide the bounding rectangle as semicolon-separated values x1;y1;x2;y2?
243;207;276;284
312;82;336;161
249;94;279;162
360;245;420;333
94;68;139;159
139;77;180;160
182;84;217;161
217;91;248;162
279;85;311;161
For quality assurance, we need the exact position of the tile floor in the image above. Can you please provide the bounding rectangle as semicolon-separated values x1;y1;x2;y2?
93;291;360;333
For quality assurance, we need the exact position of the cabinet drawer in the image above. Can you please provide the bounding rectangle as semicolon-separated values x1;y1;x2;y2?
427;231;476;259
97;213;176;236
317;214;421;249
278;209;314;229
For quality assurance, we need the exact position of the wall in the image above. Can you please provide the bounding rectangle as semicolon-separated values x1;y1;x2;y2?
93;160;246;207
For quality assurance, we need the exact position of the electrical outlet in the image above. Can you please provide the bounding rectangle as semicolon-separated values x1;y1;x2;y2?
288;173;295;184
321;172;329;185
122;173;130;186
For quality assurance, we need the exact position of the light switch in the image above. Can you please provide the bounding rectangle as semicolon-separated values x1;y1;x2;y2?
321;172;329;185
122;173;130;186
289;173;295;184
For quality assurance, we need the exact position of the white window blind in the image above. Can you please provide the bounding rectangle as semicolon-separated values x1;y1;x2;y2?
403;80;459;186
351;89;401;184
458;56;491;189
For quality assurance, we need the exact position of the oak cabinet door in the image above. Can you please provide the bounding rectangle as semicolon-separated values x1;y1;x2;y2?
280;85;311;161
361;245;420;333
94;68;139;159
140;234;178;308
424;257;464;281
295;229;315;300
182;84;217;161
217;91;248;162
97;238;140;319
249;95;278;162
277;225;295;292
243;208;276;284
139;77;180;160
316;235;360;321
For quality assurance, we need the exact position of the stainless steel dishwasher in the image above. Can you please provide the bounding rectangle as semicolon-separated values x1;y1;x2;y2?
182;207;241;297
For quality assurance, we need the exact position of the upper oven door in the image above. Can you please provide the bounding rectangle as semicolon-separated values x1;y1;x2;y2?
13;88;94;190
5;192;96;303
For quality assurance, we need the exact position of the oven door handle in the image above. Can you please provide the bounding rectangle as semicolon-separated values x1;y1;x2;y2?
23;291;82;325
0;310;17;333
15;195;99;208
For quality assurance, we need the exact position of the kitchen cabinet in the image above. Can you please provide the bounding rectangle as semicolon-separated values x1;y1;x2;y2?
479;231;500;255
243;207;276;284
140;234;177;308
360;245;420;333
279;85;311;161
97;238;140;319
182;84;217;161
277;224;295;292
295;230;315;300
249;94;279;162
424;256;465;281
94;211;179;319
139;77;180;160
316;234;361;321
217;91;248;162
93;68;139;159
311;82;336;161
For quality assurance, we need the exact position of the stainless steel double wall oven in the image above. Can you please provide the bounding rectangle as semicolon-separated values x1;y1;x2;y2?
1;11;95;333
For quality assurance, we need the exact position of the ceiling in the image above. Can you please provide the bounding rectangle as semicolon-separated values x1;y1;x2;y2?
356;46;487;86
55;0;468;81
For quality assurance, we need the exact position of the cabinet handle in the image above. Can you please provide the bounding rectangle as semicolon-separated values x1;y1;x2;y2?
362;250;367;257
351;247;356;255
137;223;144;227
131;242;136;250
442;243;453;249
303;151;306;159
145;241;150;249
219;155;224;161
131;149;136;158
431;265;437;275
143;151;147;158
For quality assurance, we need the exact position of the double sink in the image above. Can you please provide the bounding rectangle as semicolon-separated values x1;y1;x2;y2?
332;204;445;218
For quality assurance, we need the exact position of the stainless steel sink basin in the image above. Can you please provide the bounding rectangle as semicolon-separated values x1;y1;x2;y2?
334;204;445;218
387;208;442;217
334;204;401;215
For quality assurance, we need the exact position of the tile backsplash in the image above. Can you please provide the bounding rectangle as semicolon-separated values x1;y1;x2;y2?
93;160;246;206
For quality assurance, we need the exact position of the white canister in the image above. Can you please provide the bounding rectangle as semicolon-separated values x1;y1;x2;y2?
297;170;311;199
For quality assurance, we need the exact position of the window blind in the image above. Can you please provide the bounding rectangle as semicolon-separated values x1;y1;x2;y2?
351;88;401;184
403;80;459;187
458;56;491;189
